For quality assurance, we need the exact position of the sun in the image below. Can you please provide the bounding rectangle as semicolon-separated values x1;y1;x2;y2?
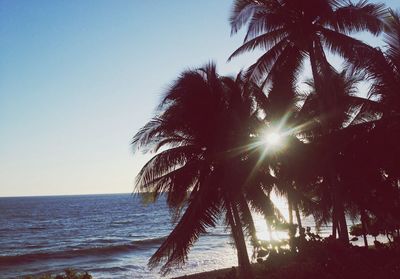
263;129;285;149
265;132;281;146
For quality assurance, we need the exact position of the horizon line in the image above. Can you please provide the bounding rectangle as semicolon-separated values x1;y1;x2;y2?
0;192;136;198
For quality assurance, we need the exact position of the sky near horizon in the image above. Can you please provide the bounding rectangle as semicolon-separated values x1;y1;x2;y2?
0;0;398;197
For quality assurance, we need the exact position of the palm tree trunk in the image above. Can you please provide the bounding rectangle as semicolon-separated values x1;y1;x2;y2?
309;42;323;96
309;42;317;73
309;42;349;245
315;41;350;245
331;207;337;238
227;201;253;279
288;199;293;225
335;197;349;244
331;179;349;244
294;202;303;237
288;197;295;251
360;209;369;247
267;217;274;241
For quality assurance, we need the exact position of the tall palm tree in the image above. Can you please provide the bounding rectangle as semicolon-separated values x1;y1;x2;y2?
228;0;387;243
132;63;280;277
259;66;374;243
345;8;400;241
295;67;383;242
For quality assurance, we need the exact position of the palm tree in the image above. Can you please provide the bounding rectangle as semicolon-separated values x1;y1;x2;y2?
283;67;378;243
132;63;281;277
345;8;400;242
255;64;351;243
228;0;387;244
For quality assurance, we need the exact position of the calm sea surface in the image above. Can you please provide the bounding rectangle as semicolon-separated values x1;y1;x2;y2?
0;194;239;278
0;194;375;279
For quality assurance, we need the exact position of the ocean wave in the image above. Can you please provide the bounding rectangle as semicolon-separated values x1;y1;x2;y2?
0;236;166;266
89;265;141;273
131;237;165;246
206;232;230;237
111;219;134;225
27;226;47;231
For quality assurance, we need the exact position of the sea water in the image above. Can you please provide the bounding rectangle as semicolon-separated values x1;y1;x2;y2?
0;194;239;278
0;194;376;279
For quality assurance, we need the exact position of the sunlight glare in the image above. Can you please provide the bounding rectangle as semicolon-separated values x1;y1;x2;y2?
263;130;285;150
253;191;290;242
265;132;281;146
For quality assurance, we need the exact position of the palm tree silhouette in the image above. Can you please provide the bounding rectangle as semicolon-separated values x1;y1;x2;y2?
129;3;400;277
228;0;387;244
348;10;400;244
133;63;283;277
296;67;376;242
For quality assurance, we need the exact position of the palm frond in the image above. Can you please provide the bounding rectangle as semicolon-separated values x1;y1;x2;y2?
148;186;221;275
384;9;400;74
228;29;288;62
243;10;286;41
324;0;387;35
319;26;376;65
244;39;289;83
132;117;163;152
135;145;199;193
230;0;262;34
246;185;285;224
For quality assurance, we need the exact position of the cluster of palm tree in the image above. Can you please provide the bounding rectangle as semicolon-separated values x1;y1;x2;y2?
132;0;400;277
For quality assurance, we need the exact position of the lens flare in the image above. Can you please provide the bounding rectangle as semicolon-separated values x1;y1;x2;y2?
265;132;281;146
263;129;285;150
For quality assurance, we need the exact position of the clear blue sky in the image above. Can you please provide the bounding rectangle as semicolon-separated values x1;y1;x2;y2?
0;0;398;197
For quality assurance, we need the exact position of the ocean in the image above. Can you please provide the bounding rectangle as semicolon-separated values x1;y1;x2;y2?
0;194;377;279
0;194;240;279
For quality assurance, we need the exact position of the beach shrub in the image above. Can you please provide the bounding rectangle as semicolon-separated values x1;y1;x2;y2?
350;218;400;244
23;269;92;279
258;238;400;279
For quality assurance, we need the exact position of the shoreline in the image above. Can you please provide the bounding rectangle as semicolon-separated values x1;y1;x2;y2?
172;263;265;279
172;242;400;279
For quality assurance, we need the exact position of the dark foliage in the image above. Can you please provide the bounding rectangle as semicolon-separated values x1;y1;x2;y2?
23;269;92;279
257;239;400;279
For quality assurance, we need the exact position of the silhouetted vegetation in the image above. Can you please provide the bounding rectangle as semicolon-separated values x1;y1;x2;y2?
23;269;92;279
133;0;400;278
177;235;400;279
254;238;400;279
